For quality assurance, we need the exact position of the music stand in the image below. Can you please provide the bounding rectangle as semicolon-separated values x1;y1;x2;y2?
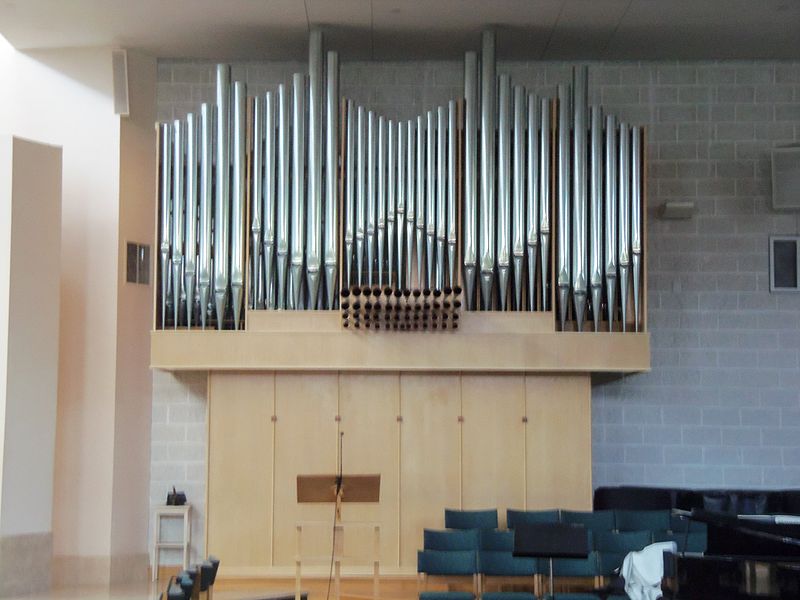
513;523;590;598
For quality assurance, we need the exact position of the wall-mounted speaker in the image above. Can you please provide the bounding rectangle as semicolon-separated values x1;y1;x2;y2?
771;145;800;211
770;236;800;292
112;49;130;117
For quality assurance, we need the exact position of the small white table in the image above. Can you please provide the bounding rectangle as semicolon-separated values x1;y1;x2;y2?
152;504;192;581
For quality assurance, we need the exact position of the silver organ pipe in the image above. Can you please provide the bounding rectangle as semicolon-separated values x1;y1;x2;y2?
426;110;435;290
556;83;571;330
396;120;406;290
324;53;338;309
447;100;457;289
406;120;416;288
571;66;588;332
307;30;323;310
526;93;539;312
377;115;387;287
276;83;290;309
172;118;185;329
263;92;276;309
631;125;643;332
185;112;198;327
367;111;376;287
479;30;496;309
344;100;355;288
356;106;366;287
290;72;305;309
463;51;478;309
198;105;212;328
497;74;511;311
387;120;397;287
436;105;446;291
231;81;247;329
604;114;618;327
618;122;631;331
251;97;263;310
512;84;525;311
159;122;172;330
589;105;603;332
539;98;551;312
415;114;425;287
214;64;231;328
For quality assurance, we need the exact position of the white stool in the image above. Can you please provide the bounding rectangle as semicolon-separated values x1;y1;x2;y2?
152;504;192;581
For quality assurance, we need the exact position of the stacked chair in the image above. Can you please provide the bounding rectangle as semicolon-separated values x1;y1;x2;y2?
417;508;707;600
160;555;220;600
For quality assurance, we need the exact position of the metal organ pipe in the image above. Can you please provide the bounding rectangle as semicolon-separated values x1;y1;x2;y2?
407;120;416;288
436;105;446;291
479;30;496;309
526;93;539;312
631;125;643;332
571;66;588;332
356;106;366;287
324;53;338;308
416;114;425;287
172;118;185;329
497;74;511;311
387;120;397;287
604;114;618;327
556;83;571;331
377;116;387;286
447;100;457;289
589;105;603;332
426;110;435;289
198;105;212;328
344;100;355;288
463;51;478;309
512;85;525;311
306;31;323;309
290;73;306;309
231;81;247;329
396;120;406;289
263;92;276;309
159;122;172;329
184;112;198;327
276;83;290;309
214;64;231;328
540;98;551;312
618;122;631;331
251;97;263;310
367;111;376;287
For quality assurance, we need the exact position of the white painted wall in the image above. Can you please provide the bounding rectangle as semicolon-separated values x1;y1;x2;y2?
0;136;62;537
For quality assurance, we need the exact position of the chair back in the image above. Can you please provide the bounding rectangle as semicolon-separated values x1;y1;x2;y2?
506;509;560;529
480;529;514;551
424;528;481;551
445;508;499;530
615;509;670;532
594;530;652;553
417;549;478;575
561;509;615;531
478;551;538;576
551;551;600;577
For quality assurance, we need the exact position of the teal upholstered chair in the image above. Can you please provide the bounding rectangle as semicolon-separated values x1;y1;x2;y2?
479;550;539;600
445;508;499;530
614;510;670;532
480;529;515;552
544;551;602;600
506;509;560;529
669;514;707;535
595;530;653;577
424;528;481;551
561;510;615;532
417;549;479;600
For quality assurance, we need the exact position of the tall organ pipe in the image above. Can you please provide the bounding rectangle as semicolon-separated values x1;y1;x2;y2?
631;125;643;332
172;118;185;329
231;81;246;328
589;105;603;332
526;93;539;312
159;122;172;329
396;120;406;289
497;75;511;311
426;110;435;289
214;64;231;328
377;116;387;286
618;122;631;331
306;31;323;309
198;105;212;328
276;84;290;309
323;52;338;307
436;106;446;290
604;114;618;327
512;85;525;311
387;120;397;287
185;113;198;327
290;73;306;309
463;51;478;309
406;120;416;287
540;98;551;312
356;106;366;286
556;83;571;330
571;65;588;332
479;30;496;309
447;100;457;289
416;115;425;287
251;97;264;310
344;100;355;288
367;111;376;287
263;92;276;309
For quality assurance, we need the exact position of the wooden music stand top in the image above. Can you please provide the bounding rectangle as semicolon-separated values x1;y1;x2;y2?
297;474;381;503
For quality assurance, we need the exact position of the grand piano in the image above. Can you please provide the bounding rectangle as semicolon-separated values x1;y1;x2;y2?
662;509;800;599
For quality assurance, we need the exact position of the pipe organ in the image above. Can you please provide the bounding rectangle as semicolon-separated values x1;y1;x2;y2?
154;29;646;333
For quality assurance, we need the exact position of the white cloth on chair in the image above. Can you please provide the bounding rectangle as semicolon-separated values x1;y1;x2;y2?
621;541;677;600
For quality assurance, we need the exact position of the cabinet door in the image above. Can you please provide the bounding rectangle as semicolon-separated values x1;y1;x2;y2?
207;372;274;567
461;374;526;528
525;375;592;510
273;373;339;566
399;373;461;567
339;373;400;567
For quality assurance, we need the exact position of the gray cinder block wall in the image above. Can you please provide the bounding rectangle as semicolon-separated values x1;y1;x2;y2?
151;59;800;560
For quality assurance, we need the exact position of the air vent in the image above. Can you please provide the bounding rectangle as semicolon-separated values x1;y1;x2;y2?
770;236;800;292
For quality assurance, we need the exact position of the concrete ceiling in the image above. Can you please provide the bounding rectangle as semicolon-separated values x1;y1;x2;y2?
1;0;799;60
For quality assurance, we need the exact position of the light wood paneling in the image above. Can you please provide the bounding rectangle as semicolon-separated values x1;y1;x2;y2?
207;372;274;567
524;374;592;510
273;373;339;566
398;374;461;568
338;374;400;567
461;375;526;528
